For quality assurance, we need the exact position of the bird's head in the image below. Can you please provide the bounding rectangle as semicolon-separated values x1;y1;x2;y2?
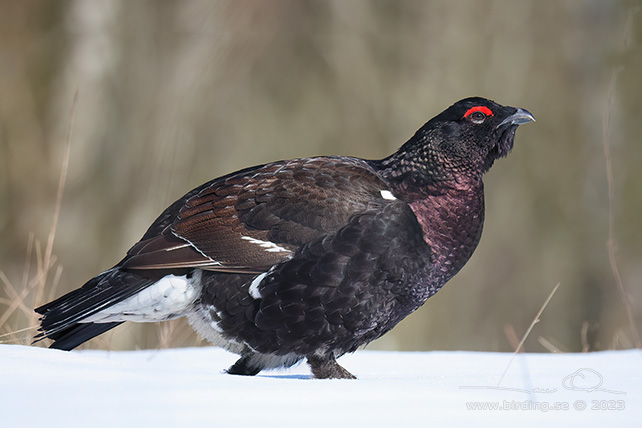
422;97;535;178
376;97;534;191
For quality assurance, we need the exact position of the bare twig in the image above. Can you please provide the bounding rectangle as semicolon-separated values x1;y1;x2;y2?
497;283;560;386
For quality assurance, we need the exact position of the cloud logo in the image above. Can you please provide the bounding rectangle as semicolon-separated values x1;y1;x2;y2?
563;368;625;395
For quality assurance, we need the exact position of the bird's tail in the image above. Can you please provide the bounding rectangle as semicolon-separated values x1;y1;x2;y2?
34;269;155;350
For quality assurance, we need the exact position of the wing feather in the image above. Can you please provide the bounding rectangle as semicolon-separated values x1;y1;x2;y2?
120;157;391;273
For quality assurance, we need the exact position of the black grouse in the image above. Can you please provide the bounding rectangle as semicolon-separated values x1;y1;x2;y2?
35;97;534;379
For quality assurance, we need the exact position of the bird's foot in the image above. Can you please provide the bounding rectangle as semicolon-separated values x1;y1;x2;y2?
226;354;261;376
307;355;356;379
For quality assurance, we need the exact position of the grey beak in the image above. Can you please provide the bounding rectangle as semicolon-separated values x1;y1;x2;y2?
496;108;535;129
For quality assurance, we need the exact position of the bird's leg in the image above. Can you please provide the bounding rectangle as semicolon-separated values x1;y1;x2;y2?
226;354;262;376
307;355;357;379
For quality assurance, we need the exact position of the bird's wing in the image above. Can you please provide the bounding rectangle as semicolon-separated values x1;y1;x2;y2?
120;157;392;273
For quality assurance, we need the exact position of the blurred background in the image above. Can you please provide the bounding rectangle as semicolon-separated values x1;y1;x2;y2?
1;0;641;353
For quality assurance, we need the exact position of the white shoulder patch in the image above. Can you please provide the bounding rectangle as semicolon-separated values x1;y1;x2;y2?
380;190;397;200
248;264;278;300
248;272;268;299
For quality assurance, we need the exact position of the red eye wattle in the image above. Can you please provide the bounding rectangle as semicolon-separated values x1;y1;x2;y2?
463;106;494;118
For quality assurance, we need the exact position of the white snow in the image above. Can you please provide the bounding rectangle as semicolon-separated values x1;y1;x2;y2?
1;345;640;427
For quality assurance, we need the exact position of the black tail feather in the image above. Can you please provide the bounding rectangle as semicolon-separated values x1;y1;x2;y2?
45;322;123;351
34;268;157;350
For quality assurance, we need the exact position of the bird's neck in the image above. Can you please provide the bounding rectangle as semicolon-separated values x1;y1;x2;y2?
383;172;486;289
411;184;485;280
372;150;486;284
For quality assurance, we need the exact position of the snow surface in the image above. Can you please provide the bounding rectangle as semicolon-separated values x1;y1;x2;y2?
2;345;640;427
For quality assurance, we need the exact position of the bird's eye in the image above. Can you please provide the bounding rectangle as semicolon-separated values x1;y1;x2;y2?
469;111;486;123
463;106;494;124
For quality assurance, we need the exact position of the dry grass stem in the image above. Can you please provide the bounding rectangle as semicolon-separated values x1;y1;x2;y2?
0;91;78;345
580;321;591;353
537;336;562;353
602;56;641;348
502;324;520;352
